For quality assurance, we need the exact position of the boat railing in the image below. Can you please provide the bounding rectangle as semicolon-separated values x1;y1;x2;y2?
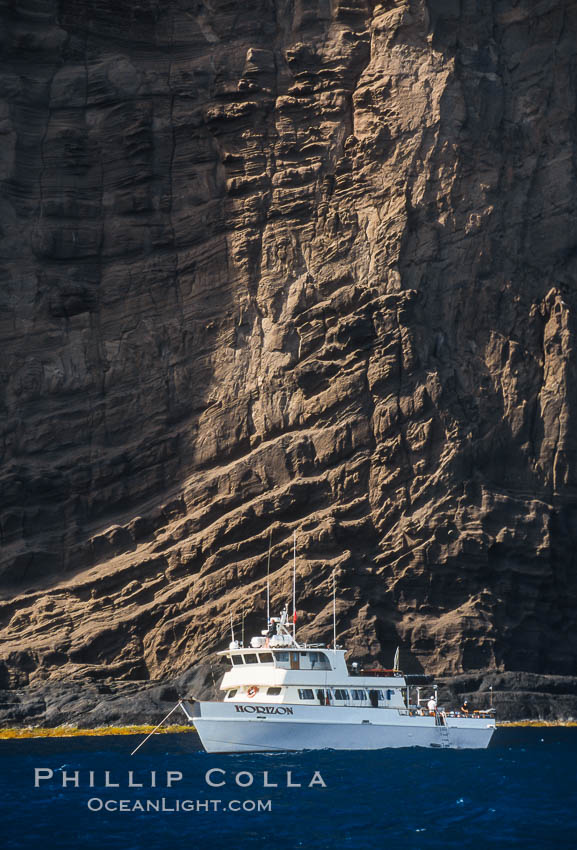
401;707;494;720
444;710;496;719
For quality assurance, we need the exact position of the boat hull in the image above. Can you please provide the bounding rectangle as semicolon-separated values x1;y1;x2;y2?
181;700;495;753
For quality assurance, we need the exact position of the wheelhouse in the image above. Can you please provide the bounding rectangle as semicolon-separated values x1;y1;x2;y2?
226;649;333;671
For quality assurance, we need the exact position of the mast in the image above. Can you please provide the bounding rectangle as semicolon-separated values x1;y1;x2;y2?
332;570;337;651
292;530;296;642
266;528;272;624
230;612;235;644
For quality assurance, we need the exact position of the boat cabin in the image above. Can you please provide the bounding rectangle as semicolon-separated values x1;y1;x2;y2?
219;645;407;710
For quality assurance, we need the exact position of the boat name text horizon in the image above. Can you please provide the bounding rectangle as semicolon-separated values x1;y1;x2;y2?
234;704;294;715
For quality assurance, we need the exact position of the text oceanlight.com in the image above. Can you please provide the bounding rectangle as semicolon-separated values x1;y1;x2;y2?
86;798;272;813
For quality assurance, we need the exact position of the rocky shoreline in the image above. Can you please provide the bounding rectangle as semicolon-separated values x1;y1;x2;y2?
435;671;577;723
1;669;576;729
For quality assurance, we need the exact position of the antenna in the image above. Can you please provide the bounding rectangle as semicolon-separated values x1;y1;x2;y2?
230;612;235;644
241;610;245;647
292;530;296;641
394;646;400;671
266;528;272;624
332;570;337;651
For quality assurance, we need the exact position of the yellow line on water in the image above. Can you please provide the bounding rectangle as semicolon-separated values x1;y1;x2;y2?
0;725;196;739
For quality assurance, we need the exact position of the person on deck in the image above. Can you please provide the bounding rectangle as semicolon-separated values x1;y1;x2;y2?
427;696;437;715
461;699;470;714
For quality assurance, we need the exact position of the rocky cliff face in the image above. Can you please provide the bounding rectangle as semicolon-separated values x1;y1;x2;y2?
1;0;577;711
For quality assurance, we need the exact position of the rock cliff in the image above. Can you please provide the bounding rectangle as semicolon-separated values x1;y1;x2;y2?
1;0;577;719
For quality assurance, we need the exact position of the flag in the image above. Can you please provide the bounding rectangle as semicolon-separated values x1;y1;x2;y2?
293;610;297;624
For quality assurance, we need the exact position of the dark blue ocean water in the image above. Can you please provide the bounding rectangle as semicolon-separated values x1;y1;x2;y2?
1;728;575;850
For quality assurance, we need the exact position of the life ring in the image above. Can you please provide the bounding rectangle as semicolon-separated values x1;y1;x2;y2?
247;686;259;698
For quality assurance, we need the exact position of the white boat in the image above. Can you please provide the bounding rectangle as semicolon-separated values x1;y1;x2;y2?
180;605;496;753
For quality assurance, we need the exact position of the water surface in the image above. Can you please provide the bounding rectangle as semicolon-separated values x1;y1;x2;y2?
1;727;574;849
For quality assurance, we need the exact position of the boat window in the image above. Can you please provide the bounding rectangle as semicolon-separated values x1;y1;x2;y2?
308;651;331;670
386;689;394;700
267;687;282;695
259;653;274;664
333;689;349;700
243;653;259;664
298;689;314;700
231;655;244;665
276;652;289;662
374;690;384;700
227;689;237;698
351;689;367;700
